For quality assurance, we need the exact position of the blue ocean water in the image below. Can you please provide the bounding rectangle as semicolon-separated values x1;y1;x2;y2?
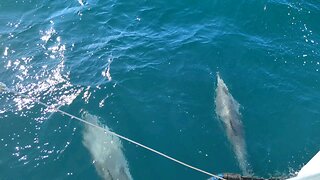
0;0;320;179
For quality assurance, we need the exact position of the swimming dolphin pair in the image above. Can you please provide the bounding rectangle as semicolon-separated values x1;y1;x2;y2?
80;73;250;179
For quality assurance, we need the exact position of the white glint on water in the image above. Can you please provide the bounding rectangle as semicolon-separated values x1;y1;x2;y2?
4;24;81;114
78;0;84;6
40;27;56;43
102;58;113;81
4;47;9;56
0;82;7;92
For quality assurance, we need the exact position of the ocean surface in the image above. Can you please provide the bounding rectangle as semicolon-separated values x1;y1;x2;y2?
0;0;320;179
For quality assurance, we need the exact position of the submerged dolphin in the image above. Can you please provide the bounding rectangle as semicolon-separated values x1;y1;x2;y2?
215;73;251;175
82;111;133;180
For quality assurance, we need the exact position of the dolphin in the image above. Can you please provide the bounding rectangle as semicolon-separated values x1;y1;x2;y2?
215;73;251;175
81;111;133;180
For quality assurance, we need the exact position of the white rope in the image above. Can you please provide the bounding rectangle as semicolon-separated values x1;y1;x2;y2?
1;83;225;180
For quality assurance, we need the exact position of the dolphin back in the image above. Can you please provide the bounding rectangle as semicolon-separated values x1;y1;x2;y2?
81;111;133;180
215;73;251;175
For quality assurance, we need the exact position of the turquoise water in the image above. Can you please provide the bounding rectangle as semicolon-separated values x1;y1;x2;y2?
1;0;320;179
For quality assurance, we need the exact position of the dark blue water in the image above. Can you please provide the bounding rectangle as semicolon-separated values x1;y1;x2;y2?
1;0;320;179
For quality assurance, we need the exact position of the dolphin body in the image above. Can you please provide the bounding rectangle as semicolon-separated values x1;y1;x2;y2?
82;111;133;180
215;73;251;175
